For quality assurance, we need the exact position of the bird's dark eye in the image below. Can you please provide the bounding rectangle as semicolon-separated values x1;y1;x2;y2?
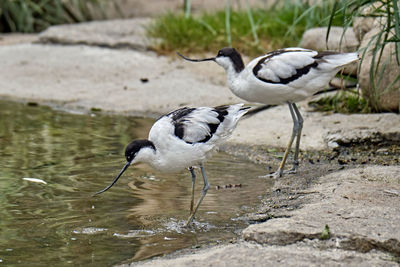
126;152;135;162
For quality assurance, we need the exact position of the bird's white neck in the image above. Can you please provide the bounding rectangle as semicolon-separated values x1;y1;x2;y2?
134;146;157;165
135;145;175;171
224;63;241;87
215;56;242;84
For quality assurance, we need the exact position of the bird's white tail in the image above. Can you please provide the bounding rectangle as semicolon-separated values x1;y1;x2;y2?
321;52;359;68
231;103;250;118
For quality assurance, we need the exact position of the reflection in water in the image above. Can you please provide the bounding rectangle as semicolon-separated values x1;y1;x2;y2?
0;101;271;266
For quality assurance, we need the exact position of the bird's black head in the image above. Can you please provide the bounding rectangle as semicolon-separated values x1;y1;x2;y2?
216;47;244;73
125;139;156;162
93;139;156;196
217;47;239;57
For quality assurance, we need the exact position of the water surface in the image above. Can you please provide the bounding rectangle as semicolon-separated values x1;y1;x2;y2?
0;101;270;266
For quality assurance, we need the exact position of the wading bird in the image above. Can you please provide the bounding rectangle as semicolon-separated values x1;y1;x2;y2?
178;47;359;178
94;104;249;226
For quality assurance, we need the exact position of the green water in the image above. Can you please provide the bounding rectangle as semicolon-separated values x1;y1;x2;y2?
0;101;270;266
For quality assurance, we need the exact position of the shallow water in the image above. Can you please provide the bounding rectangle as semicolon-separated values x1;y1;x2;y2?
0;101;271;266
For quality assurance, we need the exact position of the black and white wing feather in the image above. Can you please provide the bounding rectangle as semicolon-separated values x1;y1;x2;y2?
252;47;359;86
169;106;230;144
252;48;318;85
150;104;248;147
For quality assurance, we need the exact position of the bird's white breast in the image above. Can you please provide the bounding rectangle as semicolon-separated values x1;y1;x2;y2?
147;117;216;172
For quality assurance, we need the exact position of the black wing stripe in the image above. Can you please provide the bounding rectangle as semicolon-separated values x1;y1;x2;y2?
214;105;229;123
174;122;186;141
197;105;229;143
168;107;195;143
253;49;318;85
169;107;195;121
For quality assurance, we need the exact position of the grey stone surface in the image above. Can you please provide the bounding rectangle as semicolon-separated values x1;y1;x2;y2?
0;43;240;117
300;26;359;52
358;27;400;112
352;3;385;42
229;104;400;150
0;33;38;46
124;241;397;267
353;16;375;42
39;18;154;51
243;166;400;254
351;3;400;111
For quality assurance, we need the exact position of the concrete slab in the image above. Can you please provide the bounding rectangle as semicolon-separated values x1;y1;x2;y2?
0;43;241;118
38;18;154;51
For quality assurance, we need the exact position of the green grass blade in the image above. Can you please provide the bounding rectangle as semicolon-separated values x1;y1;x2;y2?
392;0;400;64
246;0;259;44
225;0;231;47
196;18;217;35
285;4;315;39
184;0;191;18
326;0;339;50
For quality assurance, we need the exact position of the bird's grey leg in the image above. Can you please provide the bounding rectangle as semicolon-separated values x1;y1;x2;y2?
188;166;196;214
186;164;209;226
286;103;303;174
261;102;299;178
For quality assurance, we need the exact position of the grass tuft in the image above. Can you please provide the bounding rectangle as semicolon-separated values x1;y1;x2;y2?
147;1;346;56
309;90;372;114
320;224;331;240
0;0;107;33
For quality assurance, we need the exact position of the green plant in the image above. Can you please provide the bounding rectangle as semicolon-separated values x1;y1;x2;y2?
328;0;400;112
147;0;346;56
320;224;331;240
0;0;107;33
309;89;371;113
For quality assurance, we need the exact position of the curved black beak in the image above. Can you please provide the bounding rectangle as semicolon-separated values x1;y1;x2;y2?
177;52;215;62
92;161;131;196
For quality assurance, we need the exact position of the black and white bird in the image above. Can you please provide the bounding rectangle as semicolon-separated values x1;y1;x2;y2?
178;47;359;178
93;104;249;226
